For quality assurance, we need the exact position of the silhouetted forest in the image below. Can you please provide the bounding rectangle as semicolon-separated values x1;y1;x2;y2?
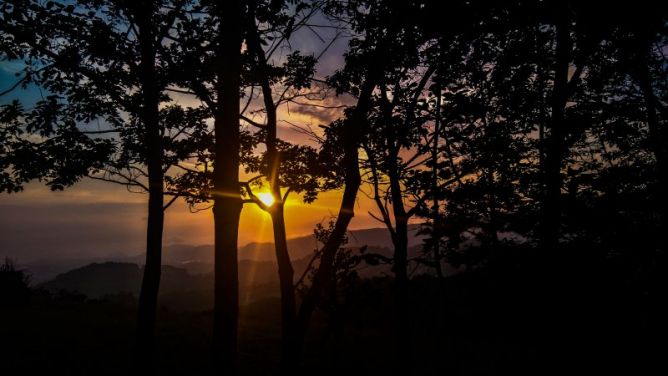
1;0;667;375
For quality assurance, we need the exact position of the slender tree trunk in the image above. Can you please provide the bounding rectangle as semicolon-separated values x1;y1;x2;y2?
265;121;298;369
246;12;300;368
637;52;668;243
134;2;163;371
212;1;243;373
270;206;298;369
376;78;414;366
636;48;668;307
293;72;379;363
486;168;500;248
392;217;412;375
540;1;571;253
387;152;413;375
293;145;360;361
265;114;299;371
432;83;446;285
539;5;572;369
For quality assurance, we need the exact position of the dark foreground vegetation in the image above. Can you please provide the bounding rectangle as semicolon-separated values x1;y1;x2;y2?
2;251;667;375
2;0;668;374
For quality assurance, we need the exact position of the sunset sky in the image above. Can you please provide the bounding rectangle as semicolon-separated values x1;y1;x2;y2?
0;17;387;263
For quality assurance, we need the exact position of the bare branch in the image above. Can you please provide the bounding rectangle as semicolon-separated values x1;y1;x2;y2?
240;114;266;129
163;194;180;210
241;181;269;211
0;75;30;98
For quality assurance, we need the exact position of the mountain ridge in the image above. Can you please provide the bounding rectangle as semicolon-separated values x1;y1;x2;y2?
20;225;426;282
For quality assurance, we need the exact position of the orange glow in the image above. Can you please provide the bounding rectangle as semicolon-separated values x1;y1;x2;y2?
2;179;397;251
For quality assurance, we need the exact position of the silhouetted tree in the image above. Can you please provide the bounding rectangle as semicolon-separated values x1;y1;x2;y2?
209;1;244;372
361;53;435;373
0;258;31;306
0;0;202;370
241;0;343;369
290;0;417;372
162;0;245;371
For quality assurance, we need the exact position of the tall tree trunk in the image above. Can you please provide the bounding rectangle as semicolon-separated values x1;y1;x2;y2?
393;218;412;374
270;205;298;369
212;1;243;373
636;46;668;306
538;4;572;369
432;82;445;285
388;154;412;375
245;11;299;368
212;201;242;374
134;1;163;371
293;72;380;363
540;1;571;253
266;130;298;369
637;51;667;246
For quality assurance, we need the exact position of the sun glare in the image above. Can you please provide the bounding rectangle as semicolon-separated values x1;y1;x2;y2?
256;192;275;207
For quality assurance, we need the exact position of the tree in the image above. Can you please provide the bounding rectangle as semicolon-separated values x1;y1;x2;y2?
289;0;414;370
162;0;245;371
0;0;201;369
209;1;244;372
241;0;340;369
361;55;435;372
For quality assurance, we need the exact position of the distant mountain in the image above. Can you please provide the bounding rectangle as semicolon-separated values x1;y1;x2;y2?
21;225;427;283
18;258;98;283
32;229;444;311
38;262;209;299
38;262;141;297
35;257;320;306
164;224;425;267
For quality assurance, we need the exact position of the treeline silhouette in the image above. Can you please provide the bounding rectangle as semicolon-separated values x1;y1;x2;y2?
1;0;667;375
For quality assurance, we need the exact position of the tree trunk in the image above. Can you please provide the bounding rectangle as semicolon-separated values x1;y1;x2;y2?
387;149;413;374
540;1;571;253
538;4;572;369
392;217;412;375
486;168;500;248
212;1;243;373
134;1;163;371
135;188;163;371
635;47;668;305
212;200;242;374
637;52;667;244
270;205;298;369
293;72;379;363
245;11;300;368
432;82;446;285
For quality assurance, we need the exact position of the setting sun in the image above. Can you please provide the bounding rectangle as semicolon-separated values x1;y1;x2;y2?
256;192;275;207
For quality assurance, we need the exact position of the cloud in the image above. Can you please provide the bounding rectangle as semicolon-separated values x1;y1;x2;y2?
284;93;355;124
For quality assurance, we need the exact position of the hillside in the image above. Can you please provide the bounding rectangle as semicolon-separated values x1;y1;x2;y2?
34;241;434;311
155;224;424;270
22;225;426;283
38;262;209;299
